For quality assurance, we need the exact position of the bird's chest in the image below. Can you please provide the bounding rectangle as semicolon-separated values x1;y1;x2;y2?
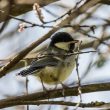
37;56;75;84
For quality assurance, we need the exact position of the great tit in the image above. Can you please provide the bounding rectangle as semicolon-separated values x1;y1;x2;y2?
18;32;78;85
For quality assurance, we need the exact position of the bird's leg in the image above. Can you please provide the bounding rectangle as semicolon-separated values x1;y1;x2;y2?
60;82;66;98
50;75;68;97
59;81;69;98
39;75;50;101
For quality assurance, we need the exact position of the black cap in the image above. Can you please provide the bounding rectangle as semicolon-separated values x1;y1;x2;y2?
50;32;74;46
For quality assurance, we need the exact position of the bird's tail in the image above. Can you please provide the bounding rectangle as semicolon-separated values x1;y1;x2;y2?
17;67;36;76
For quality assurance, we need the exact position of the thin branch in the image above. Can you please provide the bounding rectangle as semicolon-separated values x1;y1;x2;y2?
74;0;85;9
0;10;96;29
80;35;110;49
33;3;44;24
75;41;82;109
0;82;110;109
34;51;97;59
44;0;85;24
80;29;110;47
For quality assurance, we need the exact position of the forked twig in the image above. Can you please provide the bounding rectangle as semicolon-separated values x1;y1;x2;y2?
75;41;82;109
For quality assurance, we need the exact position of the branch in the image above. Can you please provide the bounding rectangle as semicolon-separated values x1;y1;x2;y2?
0;100;107;109
0;82;110;109
100;0;110;5
0;0;102;78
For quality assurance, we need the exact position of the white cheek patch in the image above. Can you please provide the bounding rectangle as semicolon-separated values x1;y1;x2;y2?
55;42;69;51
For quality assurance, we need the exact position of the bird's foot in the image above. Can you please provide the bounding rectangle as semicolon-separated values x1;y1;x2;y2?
60;82;69;98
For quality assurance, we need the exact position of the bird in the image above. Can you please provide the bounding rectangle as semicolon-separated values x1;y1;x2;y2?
18;32;78;86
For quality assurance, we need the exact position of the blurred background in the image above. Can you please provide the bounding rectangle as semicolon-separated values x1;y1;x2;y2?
0;0;110;110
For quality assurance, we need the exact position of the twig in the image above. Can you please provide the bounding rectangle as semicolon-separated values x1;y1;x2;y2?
0;11;97;29
0;10;54;28
74;0;85;9
75;41;82;109
33;3;44;23
0;10;96;29
80;36;110;50
36;51;97;59
80;29;110;47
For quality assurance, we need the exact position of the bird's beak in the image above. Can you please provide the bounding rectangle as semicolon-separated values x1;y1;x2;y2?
69;40;79;44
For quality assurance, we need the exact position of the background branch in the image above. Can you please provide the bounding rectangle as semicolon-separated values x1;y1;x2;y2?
0;0;59;22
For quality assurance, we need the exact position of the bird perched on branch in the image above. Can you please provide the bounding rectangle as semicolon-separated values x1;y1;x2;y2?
18;32;78;86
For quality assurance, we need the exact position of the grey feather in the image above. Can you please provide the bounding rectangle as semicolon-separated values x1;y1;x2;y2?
18;57;60;76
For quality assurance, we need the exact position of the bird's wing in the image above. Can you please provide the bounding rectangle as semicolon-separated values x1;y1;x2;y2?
18;56;61;76
30;56;60;68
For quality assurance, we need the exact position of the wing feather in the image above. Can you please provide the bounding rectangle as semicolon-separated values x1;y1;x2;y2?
18;56;60;76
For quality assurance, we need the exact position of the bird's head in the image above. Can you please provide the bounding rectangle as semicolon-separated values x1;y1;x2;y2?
49;32;78;53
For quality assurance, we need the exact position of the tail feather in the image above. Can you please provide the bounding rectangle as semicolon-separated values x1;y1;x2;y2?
18;67;37;76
